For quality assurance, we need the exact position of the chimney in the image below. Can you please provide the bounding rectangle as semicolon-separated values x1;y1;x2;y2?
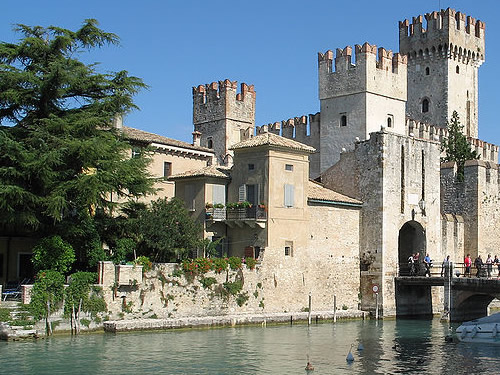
192;131;201;147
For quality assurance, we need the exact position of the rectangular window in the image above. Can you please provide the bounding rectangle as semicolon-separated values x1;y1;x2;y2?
248;164;255;171
246;184;257;205
185;184;195;211
131;147;141;159
340;113;347;127
285;164;293;171
212;184;226;205
284;184;294;208
163;162;172;179
284;241;293;257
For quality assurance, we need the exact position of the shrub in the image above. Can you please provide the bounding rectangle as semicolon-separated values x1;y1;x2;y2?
194;257;212;274
134;256;152;273
30;270;65;322
223;280;243;296
228;257;242;271
199;276;217;289
32;236;75;274
245;257;257;270
112;238;136;264
236;292;249;307
212;258;228;273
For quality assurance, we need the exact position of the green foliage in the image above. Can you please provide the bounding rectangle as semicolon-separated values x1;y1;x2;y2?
0;19;154;268
137;198;201;262
134;255;152;272
198;237;224;258
228;257;242;271
236;292;249;307
199;276;217;289
245;257;257;270
342;304;348;310
0;308;11;322
80;318;91;328
32;236;75;274
112;238;136;264
63;272;106;322
171;268;183;278
223;280;243;296
212;258;228;274
29;270;65;321
441;111;479;181
259;299;265;309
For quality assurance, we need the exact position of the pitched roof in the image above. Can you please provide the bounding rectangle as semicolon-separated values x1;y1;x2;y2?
169;165;231;180
121;126;213;153
307;180;362;206
230;132;316;153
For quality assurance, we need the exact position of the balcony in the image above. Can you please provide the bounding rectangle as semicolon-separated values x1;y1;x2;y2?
206;206;267;228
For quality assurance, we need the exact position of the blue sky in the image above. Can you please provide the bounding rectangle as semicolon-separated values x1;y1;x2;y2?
1;1;499;147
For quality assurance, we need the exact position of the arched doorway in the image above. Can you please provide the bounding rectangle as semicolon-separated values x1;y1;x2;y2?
398;221;426;275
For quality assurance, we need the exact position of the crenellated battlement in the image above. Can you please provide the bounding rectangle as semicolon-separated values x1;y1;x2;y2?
406;117;499;163
193;79;255;107
399;8;485;65
319;43;407;102
318;43;407;75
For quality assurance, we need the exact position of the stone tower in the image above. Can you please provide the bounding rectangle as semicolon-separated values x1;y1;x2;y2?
193;80;256;166
318;43;407;171
399;9;485;137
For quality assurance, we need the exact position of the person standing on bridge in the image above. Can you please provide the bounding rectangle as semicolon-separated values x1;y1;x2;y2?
441;255;450;277
486;254;493;278
414;252;421;275
464;254;472;278
423;253;432;277
494;255;500;278
474;255;483;278
408;253;416;276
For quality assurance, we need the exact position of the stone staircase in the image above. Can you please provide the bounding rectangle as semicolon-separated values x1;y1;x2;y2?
0;301;39;341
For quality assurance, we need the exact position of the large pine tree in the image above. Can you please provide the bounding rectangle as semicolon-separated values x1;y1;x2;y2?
0;20;155;266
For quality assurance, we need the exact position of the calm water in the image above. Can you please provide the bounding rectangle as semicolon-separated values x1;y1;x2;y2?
1;319;500;374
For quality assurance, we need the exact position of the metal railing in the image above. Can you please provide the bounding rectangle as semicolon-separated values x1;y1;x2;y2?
206;206;267;221
398;261;500;278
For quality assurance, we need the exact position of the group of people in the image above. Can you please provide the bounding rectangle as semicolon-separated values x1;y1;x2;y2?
407;252;433;277
407;252;500;278
464;253;500;278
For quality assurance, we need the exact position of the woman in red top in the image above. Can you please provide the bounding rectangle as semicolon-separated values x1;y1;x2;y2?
464;254;472;278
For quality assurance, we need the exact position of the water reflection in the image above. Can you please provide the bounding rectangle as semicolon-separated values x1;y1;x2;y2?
2;319;500;374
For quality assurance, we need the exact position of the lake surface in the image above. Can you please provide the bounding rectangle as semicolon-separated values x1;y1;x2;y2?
2;319;500;374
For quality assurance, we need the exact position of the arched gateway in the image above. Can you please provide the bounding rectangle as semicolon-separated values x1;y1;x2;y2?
398;221;426;276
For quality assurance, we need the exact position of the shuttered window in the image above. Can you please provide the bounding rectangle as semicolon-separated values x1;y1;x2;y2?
284;184;294;208
185;184;195;211
238;185;247;202
212;184;225;205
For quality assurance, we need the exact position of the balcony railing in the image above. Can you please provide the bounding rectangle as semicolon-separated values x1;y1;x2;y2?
206;206;267;221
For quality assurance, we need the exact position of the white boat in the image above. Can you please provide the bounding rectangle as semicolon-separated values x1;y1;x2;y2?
456;312;500;344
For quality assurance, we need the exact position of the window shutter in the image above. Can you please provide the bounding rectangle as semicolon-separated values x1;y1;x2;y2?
238;185;246;202
284;184;294;207
185;185;195;211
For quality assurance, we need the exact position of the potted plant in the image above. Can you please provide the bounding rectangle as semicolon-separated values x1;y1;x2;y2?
205;203;213;209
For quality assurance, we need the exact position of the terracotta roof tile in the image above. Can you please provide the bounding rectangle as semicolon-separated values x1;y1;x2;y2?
121;126;213;153
169;165;231;180
230;132;315;153
308;180;362;205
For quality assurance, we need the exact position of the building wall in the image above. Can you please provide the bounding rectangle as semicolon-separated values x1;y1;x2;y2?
0;237;38;284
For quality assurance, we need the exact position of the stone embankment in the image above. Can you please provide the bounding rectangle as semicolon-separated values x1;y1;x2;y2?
103;310;368;333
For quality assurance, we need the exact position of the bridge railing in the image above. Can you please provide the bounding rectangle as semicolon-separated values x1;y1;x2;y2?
397;261;455;277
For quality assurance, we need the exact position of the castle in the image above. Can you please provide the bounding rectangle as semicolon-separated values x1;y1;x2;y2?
2;8;499;319
174;7;500;316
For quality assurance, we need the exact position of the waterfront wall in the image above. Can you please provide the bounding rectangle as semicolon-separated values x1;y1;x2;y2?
97;259;361;320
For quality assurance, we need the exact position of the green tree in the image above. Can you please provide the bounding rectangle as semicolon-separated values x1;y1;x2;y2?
29;269;65;335
138;198;202;262
32;235;75;274
441;111;479;181
0;20;155;266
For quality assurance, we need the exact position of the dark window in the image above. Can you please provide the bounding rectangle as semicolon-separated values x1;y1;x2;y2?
387;117;392;128
340;115;347;127
207;138;213;149
425;67;430;75
456;65;460;74
422;99;429;113
248;164;255;171
163;162;172;178
131;147;141;158
285;164;293;171
285;241;293;257
18;253;34;280
246;184;257;205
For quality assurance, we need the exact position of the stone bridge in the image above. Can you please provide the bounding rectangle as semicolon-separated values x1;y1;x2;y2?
394;274;500;322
